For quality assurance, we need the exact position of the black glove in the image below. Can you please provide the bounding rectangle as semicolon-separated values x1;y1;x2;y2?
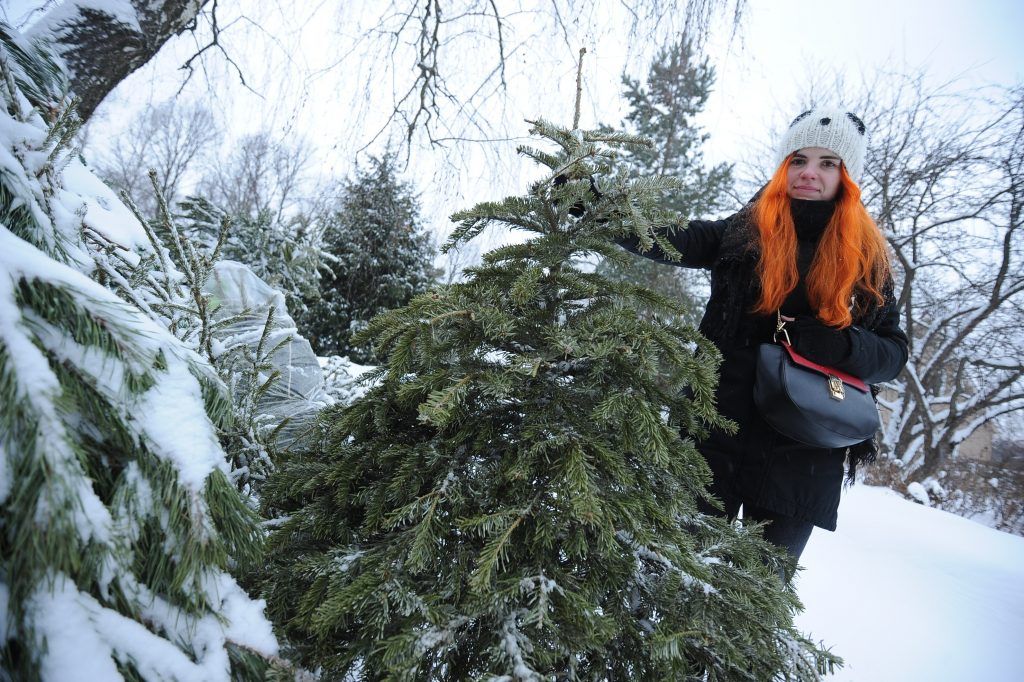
785;316;852;366
553;174;602;217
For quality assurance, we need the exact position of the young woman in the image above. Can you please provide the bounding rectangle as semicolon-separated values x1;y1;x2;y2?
619;108;909;567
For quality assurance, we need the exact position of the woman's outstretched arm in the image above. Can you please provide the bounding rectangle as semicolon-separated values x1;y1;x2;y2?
615;217;727;270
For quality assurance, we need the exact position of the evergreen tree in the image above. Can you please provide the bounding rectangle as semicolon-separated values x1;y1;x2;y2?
597;37;734;327
0;25;278;679
297;153;438;361
258;118;838;679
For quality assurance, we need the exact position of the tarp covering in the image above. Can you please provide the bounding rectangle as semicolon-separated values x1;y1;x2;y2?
204;260;332;449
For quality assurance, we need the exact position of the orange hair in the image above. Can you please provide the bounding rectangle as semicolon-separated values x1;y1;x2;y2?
751;154;891;328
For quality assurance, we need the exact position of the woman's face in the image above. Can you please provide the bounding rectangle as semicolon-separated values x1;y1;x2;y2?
786;147;842;201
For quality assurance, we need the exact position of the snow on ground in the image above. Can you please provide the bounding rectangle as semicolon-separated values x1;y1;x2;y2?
796;484;1024;682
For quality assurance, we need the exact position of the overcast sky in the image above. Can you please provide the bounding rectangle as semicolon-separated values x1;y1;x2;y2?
701;0;1023;169
5;0;1022;237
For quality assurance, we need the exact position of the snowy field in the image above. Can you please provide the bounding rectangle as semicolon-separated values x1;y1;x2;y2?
796;485;1024;682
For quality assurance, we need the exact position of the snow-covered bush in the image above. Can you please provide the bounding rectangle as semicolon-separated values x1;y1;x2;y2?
319;354;375;405
906;466;1023;536
0;24;279;680
178;196;328;317
867;456;1024;536
103;181;331;494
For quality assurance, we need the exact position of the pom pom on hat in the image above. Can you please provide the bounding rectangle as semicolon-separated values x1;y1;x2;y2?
775;108;868;181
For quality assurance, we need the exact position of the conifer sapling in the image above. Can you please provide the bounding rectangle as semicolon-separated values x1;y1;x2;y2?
259;114;839;679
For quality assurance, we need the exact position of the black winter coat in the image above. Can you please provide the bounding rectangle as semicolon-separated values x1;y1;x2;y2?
620;200;908;530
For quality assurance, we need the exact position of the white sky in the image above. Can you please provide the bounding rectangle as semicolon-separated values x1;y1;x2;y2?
701;0;1023;171
5;0;1022;235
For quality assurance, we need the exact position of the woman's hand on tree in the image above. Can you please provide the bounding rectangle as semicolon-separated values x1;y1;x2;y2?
553;174;602;217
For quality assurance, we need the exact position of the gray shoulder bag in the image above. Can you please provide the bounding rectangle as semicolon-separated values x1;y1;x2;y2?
753;311;880;448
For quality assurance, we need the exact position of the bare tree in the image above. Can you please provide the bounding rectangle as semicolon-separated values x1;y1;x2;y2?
94;99;219;216
345;1;746;153
18;0;745;141
198;130;314;223
847;77;1024;485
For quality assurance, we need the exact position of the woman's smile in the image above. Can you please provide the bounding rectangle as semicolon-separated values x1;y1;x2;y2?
786;146;842;200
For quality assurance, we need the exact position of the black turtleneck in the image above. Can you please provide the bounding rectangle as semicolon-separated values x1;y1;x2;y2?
781;199;837;316
790;198;836;240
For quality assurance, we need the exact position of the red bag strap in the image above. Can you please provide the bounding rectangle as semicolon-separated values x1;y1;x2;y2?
774;311;869;392
781;342;869;392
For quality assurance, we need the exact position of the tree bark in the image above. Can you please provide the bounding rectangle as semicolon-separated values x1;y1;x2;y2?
27;0;209;123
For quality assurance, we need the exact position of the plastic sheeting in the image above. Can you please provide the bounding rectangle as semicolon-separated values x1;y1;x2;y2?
204;260;332;449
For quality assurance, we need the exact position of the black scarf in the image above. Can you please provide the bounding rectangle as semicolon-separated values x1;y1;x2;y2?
791;198;836;240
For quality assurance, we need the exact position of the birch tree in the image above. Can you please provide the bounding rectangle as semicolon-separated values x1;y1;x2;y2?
22;0;210;123
18;0;746;131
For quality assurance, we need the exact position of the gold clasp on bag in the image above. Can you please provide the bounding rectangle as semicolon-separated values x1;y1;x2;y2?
828;375;845;401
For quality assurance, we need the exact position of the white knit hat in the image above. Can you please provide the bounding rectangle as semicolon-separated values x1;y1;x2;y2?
775;108;868;181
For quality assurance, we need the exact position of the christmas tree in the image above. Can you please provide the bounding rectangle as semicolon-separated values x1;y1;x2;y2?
258;105;838;678
0;24;277;679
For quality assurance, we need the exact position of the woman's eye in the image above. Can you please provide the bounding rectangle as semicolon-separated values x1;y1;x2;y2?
822;160;837;168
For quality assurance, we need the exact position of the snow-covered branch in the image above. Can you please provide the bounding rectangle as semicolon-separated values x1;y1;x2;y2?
25;0;208;122
849;74;1024;481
